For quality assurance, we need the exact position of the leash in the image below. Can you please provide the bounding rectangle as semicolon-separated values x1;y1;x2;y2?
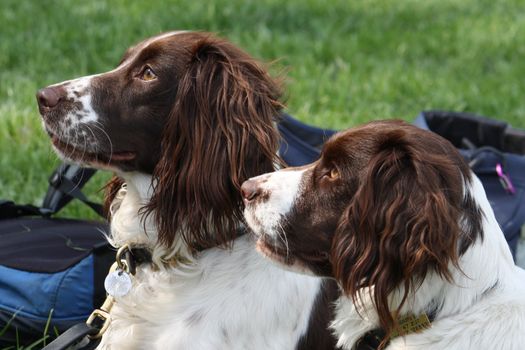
43;245;151;350
41;323;100;350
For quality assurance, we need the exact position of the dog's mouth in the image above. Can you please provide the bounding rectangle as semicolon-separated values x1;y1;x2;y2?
49;132;136;167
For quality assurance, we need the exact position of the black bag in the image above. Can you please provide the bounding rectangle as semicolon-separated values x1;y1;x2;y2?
278;113;337;166
0;165;113;348
415;111;525;258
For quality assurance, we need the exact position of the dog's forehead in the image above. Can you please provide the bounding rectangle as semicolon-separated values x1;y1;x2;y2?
322;129;364;161
120;31;189;65
323;120;410;157
320;126;391;170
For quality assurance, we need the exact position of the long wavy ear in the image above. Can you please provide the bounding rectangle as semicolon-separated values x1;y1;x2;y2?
331;128;472;336
146;35;283;251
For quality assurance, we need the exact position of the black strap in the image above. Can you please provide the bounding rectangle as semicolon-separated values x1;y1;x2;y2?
0;200;52;219
124;248;153;275
49;174;104;217
42;323;100;350
1;164;103;220
92;242;116;309
41;164;103;217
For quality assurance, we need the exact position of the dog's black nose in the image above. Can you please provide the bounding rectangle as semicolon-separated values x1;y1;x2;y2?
241;179;262;202
36;86;66;109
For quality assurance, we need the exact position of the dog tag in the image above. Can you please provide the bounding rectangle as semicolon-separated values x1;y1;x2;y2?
104;269;132;297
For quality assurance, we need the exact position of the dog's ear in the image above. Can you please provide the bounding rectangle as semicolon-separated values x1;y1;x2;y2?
331;127;469;335
147;36;283;251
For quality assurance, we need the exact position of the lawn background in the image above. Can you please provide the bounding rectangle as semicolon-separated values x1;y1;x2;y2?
1;0;524;219
0;0;525;347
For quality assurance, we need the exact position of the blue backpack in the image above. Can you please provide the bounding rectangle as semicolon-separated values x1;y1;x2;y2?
0;165;112;348
415;111;525;258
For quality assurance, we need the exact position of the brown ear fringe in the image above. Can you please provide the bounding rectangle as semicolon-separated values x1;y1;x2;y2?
144;34;284;252
331;127;477;342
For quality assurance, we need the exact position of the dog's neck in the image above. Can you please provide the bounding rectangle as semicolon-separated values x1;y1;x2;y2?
331;175;516;349
108;172;194;267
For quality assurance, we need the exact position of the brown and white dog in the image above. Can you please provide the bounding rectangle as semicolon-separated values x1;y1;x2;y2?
37;31;337;349
242;120;525;350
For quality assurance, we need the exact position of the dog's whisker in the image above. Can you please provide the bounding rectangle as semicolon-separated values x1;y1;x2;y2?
91;121;113;164
276;219;290;259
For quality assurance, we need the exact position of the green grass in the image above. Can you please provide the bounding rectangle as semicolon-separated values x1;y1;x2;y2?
1;1;525;346
0;309;55;350
1;0;525;217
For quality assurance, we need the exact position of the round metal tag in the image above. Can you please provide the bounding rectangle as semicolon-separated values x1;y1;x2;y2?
104;270;132;297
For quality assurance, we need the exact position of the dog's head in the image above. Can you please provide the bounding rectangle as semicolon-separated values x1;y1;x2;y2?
242;120;483;332
38;31;283;250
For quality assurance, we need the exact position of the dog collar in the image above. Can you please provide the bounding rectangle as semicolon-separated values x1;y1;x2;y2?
354;312;433;350
116;245;152;275
115;244;194;273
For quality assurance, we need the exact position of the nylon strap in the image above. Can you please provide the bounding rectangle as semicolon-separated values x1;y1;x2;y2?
50;175;104;217
42;323;100;350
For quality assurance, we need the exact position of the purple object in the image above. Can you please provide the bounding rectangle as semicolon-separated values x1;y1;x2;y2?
496;163;516;195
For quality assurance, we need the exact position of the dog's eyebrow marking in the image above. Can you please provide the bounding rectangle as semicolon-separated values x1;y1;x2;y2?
119;48;134;65
118;31;188;69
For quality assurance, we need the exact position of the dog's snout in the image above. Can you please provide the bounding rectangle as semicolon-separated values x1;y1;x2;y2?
36;86;66;109
241;179;262;203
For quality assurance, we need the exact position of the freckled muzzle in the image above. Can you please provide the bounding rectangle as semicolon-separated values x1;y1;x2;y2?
242;168;306;256
37;76;91;130
36;78;137;169
242;169;324;275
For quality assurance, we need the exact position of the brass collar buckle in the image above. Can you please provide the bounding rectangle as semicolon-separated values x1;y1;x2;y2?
86;295;114;339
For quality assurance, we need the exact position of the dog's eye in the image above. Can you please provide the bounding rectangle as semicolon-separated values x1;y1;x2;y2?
321;167;339;181
139;66;157;81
